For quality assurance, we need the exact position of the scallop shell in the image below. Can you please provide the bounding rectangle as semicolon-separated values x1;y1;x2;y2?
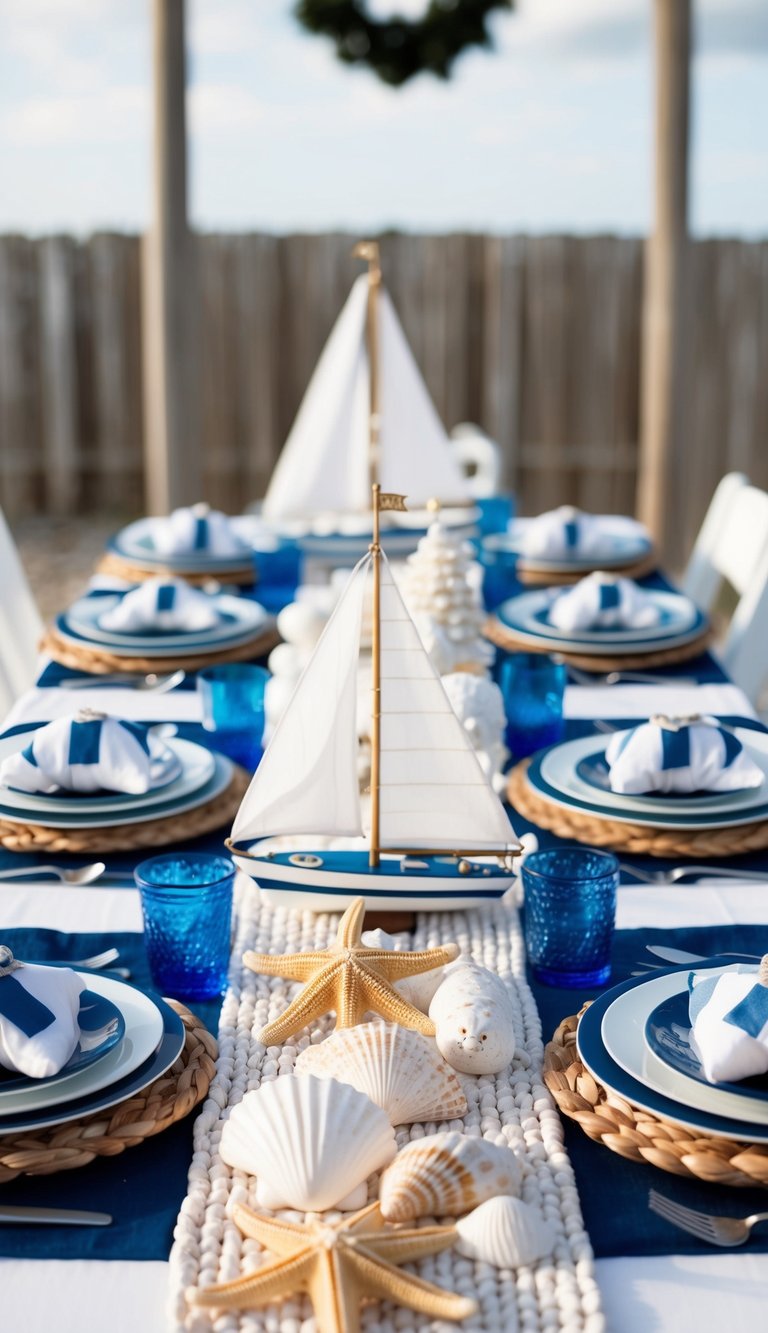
294;1022;468;1125
429;960;518;1076
379;1131;521;1222
455;1196;556;1268
219;1074;396;1212
361;929;445;1013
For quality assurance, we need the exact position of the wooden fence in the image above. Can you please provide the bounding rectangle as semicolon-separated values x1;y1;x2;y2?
0;231;766;567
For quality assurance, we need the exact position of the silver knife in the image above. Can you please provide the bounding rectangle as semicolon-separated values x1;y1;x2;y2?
0;1206;112;1226
646;945;760;965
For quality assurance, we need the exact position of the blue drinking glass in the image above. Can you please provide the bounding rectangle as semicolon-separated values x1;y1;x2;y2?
197;664;269;771
479;534;523;610
499;652;566;760
522;847;619;987
253;537;302;612
476;494;515;538
135;853;235;1000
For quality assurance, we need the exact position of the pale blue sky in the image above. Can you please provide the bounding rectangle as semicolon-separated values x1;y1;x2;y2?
0;0;765;236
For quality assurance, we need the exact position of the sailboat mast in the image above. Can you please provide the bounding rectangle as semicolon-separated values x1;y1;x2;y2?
353;240;382;493
369;482;382;868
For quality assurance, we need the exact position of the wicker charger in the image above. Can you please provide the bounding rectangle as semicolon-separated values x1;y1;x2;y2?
515;549;658;588
0;1001;216;1182
544;1008;768;1188
41;625;280;677
483;619;711;672
96;551;257;587
506;758;768;858
0;766;250;855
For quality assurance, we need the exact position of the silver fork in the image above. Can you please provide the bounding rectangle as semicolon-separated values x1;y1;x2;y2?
59;669;186;692
42;948;131;979
0;862;106;885
567;667;699;687
619;863;768;885
648;1189;768;1247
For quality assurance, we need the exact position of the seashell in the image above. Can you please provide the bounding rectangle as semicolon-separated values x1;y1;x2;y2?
455;1196;556;1268
276;600;328;650
429;960;518;1075
219;1074;396;1212
294;1022;468;1125
361;928;445;1013
379;1131;521;1222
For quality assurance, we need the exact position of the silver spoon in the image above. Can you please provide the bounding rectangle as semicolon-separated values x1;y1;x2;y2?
0;862;106;885
59;669;186;692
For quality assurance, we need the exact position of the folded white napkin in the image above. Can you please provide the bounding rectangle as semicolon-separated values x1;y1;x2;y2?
151;503;249;559
548;572;662;632
98;577;221;634
0;948;85;1078
604;715;764;795
0;710;174;795
521;506;642;560
689;962;768;1084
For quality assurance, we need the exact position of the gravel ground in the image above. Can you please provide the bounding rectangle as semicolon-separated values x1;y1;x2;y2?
12;516;118;624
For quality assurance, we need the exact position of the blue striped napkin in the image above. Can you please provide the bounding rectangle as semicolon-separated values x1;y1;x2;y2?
0;710;175;795
98;577;221;634
151;503;249;558
0;947;84;1077
689;963;768;1082
605;715;764;795
548;571;662;631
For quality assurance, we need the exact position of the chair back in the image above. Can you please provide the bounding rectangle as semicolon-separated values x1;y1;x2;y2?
683;473;768;703
0;510;44;717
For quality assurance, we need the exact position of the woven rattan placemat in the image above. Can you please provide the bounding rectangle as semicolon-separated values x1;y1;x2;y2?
0;766;249;855
96;552;257;587
544;1009;768;1188
41;626;280;677
0;1001;217;1182
483;620;711;671
506;758;768;858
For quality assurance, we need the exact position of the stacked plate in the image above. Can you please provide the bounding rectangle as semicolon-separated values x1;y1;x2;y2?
495;587;707;656
578;957;768;1141
0;730;233;830
0;969;185;1136
525;726;768;831
56;591;273;660
107;516;261;579
487;515;653;580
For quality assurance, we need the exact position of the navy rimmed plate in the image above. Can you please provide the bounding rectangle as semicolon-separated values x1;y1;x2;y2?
577;959;768;1142
0;989;125;1094
645;990;768;1106
574;751;754;804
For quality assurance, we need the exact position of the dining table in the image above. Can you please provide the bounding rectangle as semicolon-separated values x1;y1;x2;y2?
1;575;767;1333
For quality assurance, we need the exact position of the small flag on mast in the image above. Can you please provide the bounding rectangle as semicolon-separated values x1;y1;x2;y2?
378;492;408;513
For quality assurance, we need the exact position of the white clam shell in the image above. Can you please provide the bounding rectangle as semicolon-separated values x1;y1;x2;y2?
379;1131;521;1222
429;960;518;1075
294;1022;467;1125
455;1196;556;1268
219;1074;396;1212
361;929;445;1012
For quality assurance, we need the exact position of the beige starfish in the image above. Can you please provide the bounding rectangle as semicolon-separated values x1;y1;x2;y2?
244;896;458;1044
187;1200;477;1332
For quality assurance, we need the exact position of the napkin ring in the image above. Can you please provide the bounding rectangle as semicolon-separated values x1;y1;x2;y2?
650;713;703;731
0;946;22;977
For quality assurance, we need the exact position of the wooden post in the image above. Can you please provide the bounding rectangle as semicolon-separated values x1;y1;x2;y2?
637;0;691;550
142;0;201;513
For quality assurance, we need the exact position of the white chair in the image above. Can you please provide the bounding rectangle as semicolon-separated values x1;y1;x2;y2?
682;473;768;704
0;509;44;717
449;424;503;499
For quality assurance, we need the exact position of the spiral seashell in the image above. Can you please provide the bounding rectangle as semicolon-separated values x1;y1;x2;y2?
455;1196;556;1268
378;1131;521;1222
219;1074;396;1212
294;1022;468;1125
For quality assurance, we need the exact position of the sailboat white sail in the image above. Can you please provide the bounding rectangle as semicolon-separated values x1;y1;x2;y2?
376;558;515;852
231;555;369;844
262;275;471;524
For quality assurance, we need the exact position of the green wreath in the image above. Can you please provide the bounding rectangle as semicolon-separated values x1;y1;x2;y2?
294;1;513;86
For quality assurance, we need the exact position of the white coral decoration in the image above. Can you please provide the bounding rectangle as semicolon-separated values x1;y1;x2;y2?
400;521;493;675
441;672;509;795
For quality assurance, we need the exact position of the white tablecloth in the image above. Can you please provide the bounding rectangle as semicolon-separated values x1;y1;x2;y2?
2;879;767;1333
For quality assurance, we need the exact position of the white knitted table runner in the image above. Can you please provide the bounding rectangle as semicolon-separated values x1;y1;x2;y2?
168;886;605;1332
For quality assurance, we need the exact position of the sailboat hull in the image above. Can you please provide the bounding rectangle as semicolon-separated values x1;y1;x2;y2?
229;844;515;913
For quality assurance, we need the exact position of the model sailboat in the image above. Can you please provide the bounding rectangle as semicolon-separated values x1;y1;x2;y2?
228;484;520;911
261;243;476;555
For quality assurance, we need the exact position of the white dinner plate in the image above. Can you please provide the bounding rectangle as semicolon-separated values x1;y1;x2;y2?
0;751;233;828
601;967;768;1127
66;593;270;651
0;735;215;816
496;588;702;646
0;972;164;1116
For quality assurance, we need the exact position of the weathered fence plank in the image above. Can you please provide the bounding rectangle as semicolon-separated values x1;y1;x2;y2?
0;231;766;570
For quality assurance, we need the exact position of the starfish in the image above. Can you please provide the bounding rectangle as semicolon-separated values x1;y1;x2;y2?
187;1200;477;1332
244;896;458;1045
